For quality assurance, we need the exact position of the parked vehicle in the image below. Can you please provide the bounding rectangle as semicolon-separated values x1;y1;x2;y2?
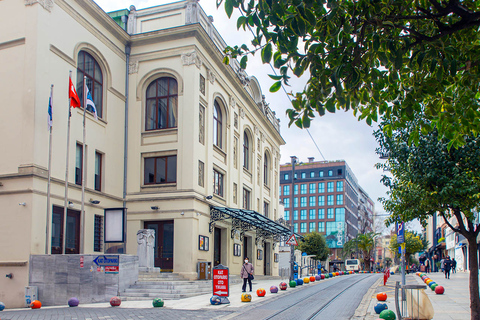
345;259;361;272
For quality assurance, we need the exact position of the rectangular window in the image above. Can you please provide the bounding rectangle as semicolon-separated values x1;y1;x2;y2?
284;210;290;221
318;195;325;206
310;172;315;178
328;170;333;176
94;214;103;252
309;196;315;207
283;198;290;208
233;183;237;204
300;197;307;207
309;222;315;232
294;185;298;195
75;143;83;185
309;209;315;220
318;222;325;232
336;181;344;192
213;169;224;197
294;173;297;179
144;155;177;184
294;223;298;233
336;194;344;205
318;182;325;193
198;161;205;187
309;183;316;194
300;184;307;194
293;197;299;208
327;208;334;219
319;171;324;177
293;210;298;220
326;221;336;234
327;182;334;192
318;208;325;219
94;152;102;191
243;188;251;209
284;173;289;180
335;208;345;221
338;169;343;175
300;222;307;233
327;195;334;206
264;201;269;218
301;172;306;179
300;209;307;220
283;185;290;196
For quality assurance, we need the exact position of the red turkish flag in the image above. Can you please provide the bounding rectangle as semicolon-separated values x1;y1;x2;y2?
69;77;81;108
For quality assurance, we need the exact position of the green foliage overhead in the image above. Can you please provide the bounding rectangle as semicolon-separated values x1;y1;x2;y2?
298;232;330;261
389;231;425;261
217;0;480;147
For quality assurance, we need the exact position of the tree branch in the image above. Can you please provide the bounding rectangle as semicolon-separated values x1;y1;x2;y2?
441;212;461;233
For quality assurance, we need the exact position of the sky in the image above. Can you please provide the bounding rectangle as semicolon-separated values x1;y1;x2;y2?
93;0;396;229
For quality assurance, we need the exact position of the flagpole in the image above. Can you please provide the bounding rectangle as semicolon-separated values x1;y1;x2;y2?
80;75;87;254
62;71;72;255
45;84;54;254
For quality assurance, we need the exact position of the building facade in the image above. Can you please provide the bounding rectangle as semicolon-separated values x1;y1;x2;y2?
279;158;374;257
0;0;287;307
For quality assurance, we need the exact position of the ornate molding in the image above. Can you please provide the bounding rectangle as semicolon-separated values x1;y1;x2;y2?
236;68;250;86
207;69;216;84
239;107;245;119
181;51;202;69
25;0;54;12
185;0;200;24
254;125;259;136
129;60;139;74
229;96;236;109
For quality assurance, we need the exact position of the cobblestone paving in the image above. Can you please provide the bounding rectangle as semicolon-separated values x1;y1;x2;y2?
0;308;234;320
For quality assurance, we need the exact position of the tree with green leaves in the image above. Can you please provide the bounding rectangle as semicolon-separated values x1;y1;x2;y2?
375;120;480;319
341;238;358;260
389;231;427;266
298;232;330;261
350;232;378;271
217;0;480;148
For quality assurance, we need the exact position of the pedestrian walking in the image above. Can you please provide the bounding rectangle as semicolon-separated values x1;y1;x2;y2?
241;257;254;292
452;258;457;273
444;256;452;279
440;258;445;272
425;259;430;273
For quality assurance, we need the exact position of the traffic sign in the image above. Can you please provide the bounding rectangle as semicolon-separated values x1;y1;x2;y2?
212;264;230;304
286;234;298;246
397;222;404;244
93;255;119;267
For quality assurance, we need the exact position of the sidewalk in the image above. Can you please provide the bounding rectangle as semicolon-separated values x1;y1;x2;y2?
361;271;471;320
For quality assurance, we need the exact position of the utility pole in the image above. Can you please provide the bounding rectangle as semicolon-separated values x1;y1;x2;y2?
289;156;297;281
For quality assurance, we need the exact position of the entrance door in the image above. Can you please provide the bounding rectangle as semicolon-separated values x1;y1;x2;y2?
264;243;271;275
51;206;80;254
214;227;222;266
144;221;174;272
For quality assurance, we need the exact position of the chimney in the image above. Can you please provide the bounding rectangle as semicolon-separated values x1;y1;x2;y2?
308;157;315;163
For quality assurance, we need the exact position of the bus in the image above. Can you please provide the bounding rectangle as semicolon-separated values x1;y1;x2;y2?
345;259;361;272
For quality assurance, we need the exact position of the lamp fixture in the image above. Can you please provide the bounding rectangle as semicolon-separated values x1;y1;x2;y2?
205;195;213;200
5;273;13;279
151;206;159;210
68;201;74;208
19;202;26;206
89;199;100;205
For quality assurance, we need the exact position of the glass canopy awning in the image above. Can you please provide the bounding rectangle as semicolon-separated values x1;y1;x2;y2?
209;206;303;246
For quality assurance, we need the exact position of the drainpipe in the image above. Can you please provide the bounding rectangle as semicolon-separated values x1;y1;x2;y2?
123;44;131;252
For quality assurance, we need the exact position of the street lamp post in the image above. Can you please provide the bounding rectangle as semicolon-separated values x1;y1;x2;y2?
289;156;297;281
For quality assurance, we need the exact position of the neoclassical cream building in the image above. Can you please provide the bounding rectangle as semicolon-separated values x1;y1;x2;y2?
0;0;288;307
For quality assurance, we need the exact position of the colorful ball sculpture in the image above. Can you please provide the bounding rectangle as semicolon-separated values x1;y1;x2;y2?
289;280;297;287
430;284;438;291
435;286;445;294
256;288;266;297
325;274;330;278
315;275;321;281
296;278;304;286
329;273;333;277
152;298;164;307
241;293;252;302
379;309;396;320
374;303;388;314
110;296;121;307
321;274;325;279
376;292;387;301
279;282;288;290
428;281;436;287
310;276;316;282
390;271;395;275
30;300;42;309
270;286;278;293
425;279;433;285
210;295;221;305
68;297;79;307
0;301;5;311
303;277;310;284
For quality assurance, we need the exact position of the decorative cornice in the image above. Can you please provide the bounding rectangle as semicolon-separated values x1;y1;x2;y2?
181;50;202;69
129;60;139;74
25;0;54;12
207;68;216;84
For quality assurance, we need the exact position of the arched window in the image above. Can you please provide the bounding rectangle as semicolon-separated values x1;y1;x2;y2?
213;101;222;148
264;152;269;185
146;77;178;130
77;51;103;118
243;131;250;170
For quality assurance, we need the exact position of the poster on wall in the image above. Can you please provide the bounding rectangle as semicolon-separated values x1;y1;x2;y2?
274;253;279;262
104;208;126;243
234;243;241;256
199;235;209;251
257;249;263;260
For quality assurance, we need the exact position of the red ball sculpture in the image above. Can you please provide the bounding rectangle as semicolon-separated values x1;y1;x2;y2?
376;292;387;301
279;282;287;290
256;288;266;297
320;274;325;279
110;296;121;307
309;276;316;282
435;286;445;294
30;300;42;309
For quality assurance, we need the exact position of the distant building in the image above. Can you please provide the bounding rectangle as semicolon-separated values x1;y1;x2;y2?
279;158;374;257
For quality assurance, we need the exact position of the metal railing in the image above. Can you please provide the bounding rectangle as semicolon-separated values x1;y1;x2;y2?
395;281;427;320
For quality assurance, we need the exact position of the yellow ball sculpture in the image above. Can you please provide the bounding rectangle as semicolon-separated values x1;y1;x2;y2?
241;293;252;302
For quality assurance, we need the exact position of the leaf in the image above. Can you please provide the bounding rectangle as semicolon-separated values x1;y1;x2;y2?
261;43;273;64
325;98;335;113
224;0;234;18
223;56;230;65
383;21;395;28
240;56;248;69
237;16;247;30
268;74;283;80
270;81;282;92
373;34;380;51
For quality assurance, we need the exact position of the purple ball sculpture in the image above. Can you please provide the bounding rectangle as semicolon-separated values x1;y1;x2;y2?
68;297;79;307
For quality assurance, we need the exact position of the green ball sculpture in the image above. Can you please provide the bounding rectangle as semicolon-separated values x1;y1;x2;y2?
289;280;297;288
152;298;164;308
379;309;396;320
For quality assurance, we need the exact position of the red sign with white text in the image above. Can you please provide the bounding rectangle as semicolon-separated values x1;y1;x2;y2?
212;268;229;297
105;266;119;274
80;256;84;268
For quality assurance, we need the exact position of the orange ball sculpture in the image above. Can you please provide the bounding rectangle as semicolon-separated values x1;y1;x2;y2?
376;292;387;301
30;300;42;309
256;288;266;297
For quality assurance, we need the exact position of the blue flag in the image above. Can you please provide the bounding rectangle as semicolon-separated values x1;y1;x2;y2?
48;87;53;129
86;86;98;120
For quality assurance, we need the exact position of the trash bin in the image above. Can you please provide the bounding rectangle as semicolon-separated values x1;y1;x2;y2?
25;286;38;307
197;261;212;280
395;282;434;320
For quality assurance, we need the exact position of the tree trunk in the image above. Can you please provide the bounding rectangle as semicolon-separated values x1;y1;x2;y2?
467;236;480;320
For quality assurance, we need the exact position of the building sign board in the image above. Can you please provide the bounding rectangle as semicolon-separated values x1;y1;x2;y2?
213;267;229;297
397;222;404;244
